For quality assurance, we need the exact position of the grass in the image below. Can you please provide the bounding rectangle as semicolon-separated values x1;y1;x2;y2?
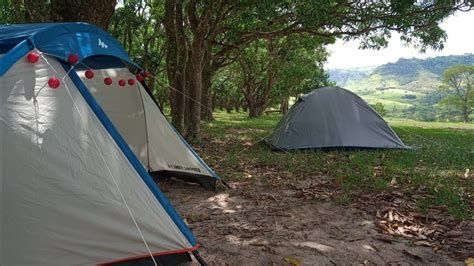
200;110;474;220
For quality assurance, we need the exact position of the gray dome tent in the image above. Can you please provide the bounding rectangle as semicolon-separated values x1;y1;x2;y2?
266;87;409;150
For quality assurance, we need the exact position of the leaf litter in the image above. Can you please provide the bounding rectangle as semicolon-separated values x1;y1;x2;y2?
157;127;473;265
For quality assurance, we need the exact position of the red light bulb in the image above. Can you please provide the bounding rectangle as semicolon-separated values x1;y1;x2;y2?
68;54;79;64
48;77;60;89
85;70;94;79
104;77;112;85
27;52;40;63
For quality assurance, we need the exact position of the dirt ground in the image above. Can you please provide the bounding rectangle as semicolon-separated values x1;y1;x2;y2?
160;177;473;266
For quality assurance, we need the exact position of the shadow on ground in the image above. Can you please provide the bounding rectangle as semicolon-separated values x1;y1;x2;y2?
160;178;471;265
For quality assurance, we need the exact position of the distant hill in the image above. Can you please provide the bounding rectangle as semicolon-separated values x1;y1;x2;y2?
328;54;474;121
327;66;375;87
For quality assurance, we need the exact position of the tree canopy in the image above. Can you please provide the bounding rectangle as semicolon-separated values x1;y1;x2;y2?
1;0;472;138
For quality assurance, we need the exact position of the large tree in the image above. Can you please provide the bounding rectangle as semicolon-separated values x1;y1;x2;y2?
238;39;282;117
5;1;471;138
439;64;474;122
270;36;331;114
163;0;473;139
235;35;330;117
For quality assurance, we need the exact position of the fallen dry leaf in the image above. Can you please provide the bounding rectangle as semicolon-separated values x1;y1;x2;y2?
463;168;470;179
284;255;301;266
446;231;463;238
390;176;397;186
413;240;433;247
373;166;384;177
465;257;474;266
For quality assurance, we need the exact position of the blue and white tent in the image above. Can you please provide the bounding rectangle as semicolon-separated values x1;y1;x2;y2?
0;23;216;265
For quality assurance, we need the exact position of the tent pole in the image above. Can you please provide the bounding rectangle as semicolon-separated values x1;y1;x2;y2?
192;250;208;266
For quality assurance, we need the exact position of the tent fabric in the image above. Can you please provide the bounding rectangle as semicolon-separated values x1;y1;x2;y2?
0;22;217;265
266;87;408;150
0;22;219;187
76;67;219;188
76;67;149;166
0;23;137;76
0;53;196;265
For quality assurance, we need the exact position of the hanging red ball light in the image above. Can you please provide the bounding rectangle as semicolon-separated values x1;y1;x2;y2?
104;77;113;85
27;52;40;63
136;74;144;81
85;70;95;79
48;77;60;89
118;79;126;87
68;54;79;64
127;79;135;86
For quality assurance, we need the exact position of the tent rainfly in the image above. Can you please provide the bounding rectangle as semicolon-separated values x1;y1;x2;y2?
266;87;409;150
0;23;214;265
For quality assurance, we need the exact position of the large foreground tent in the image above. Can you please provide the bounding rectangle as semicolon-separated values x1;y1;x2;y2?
0;23;213;265
266;87;409;150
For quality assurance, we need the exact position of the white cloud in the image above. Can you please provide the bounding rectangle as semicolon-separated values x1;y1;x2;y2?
326;11;474;69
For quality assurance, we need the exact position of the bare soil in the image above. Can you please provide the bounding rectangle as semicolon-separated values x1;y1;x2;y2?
160;177;473;266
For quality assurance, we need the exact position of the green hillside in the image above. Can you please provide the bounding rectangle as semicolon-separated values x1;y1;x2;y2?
329;54;474;121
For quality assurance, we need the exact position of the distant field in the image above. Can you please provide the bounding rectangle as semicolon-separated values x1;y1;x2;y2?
362;96;413;112
387;118;474;130
347;86;429;117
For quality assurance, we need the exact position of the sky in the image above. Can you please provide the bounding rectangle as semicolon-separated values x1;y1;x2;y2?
326;11;474;69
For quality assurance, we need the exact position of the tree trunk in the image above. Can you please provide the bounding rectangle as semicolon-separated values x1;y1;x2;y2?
248;105;265;117
247;98;265;117
280;98;289;114
225;103;232;113
463;110;469;123
49;0;116;30
184;0;211;140
24;0;49;22
12;0;22;22
184;44;204;140
164;0;186;132
201;54;214;121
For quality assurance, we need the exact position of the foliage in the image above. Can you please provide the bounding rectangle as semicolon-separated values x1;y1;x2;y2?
371;102;387;116
231;35;331;117
212;66;246;113
0;0;17;24
0;0;115;29
438;64;474;122
272;37;332;102
2;0;473;138
109;1;169;106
